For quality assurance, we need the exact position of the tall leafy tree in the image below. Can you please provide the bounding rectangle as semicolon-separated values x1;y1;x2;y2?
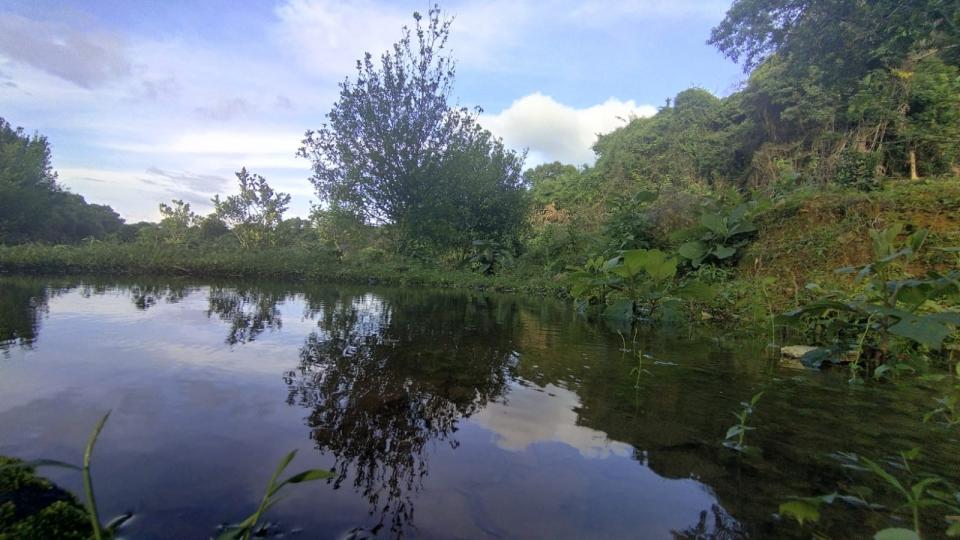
213;168;291;249
1;117;123;244
158;199;198;245
298;6;526;251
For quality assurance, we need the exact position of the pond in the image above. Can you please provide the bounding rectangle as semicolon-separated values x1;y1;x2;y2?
1;275;958;539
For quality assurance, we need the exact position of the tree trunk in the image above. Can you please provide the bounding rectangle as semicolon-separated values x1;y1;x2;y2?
909;147;919;180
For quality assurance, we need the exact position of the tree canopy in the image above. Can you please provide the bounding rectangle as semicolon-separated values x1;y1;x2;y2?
0;117;124;244
298;6;527;252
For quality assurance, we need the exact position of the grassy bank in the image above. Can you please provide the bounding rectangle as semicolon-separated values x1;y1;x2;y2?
1;179;958;333
0;243;563;296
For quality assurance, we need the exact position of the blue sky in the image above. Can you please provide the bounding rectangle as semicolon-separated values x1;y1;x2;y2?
0;0;742;221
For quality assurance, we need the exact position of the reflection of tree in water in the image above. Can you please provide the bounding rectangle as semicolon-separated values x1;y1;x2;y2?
671;504;747;539
206;286;290;345
285;290;519;537
0;277;57;354
127;283;192;310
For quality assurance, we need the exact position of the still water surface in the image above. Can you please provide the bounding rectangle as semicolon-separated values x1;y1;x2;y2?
1;276;957;539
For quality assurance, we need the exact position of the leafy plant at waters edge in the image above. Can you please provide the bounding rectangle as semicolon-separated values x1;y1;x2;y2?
677;196;767;269
778;224;960;373
629;347;652;388
0;412;333;539
924;361;960;427
566;248;715;321
780;448;960;539
469;239;514;275
723;391;763;454
217;450;333;540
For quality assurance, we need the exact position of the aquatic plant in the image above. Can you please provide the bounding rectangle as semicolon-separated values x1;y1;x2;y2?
629;347;652;388
216;450;333;540
722;391;763;453
1;412;332;540
0;412;130;540
781;448;960;539
924;362;960;427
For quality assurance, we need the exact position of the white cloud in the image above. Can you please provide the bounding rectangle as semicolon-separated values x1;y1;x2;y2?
272;0;408;78
473;382;633;458
272;0;537;76
0;13;131;88
571;0;730;22
480;92;656;165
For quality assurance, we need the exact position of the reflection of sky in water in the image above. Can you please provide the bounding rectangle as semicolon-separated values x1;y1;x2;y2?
473;382;633;458
0;281;731;539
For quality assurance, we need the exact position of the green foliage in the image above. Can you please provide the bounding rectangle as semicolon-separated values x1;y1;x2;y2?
0;117;124;245
3;416;331;540
677;197;764;268
566;248;715;321
778;225;960;370
212;168;292;249
601;190;658;251
924;362;960;427
0;455;91;540
297;6;526;253
592;88;736;191
216;450;332;540
158;199;198;246
722;391;762;453
783;448;960;538
525;162;585;208
835;148;883;191
469;239;513;275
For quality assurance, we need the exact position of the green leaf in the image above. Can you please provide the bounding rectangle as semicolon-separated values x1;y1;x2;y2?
621;249;648;277
873;528;920;540
0;459;81;472
673;281;717;301
678;241;706;261
725;425;744;439
278;468;334;490
779;500;820;526
642;249;678;282
947;517;960;537
887;314;953;349
701;213;727;235
712;245;736;259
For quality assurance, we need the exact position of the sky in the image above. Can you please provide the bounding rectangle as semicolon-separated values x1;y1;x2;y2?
0;0;743;222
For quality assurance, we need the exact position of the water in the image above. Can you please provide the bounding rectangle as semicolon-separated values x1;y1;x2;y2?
1;275;957;539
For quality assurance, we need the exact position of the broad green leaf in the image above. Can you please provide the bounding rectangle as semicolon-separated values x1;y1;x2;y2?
700;213;728;235
873;528;920;540
642;249;677;282
712;245;736;259
678;241;706;261
279;468;335;489
621;249;649;277
673;281;717;301
779;500;820;526
887;314;952;349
